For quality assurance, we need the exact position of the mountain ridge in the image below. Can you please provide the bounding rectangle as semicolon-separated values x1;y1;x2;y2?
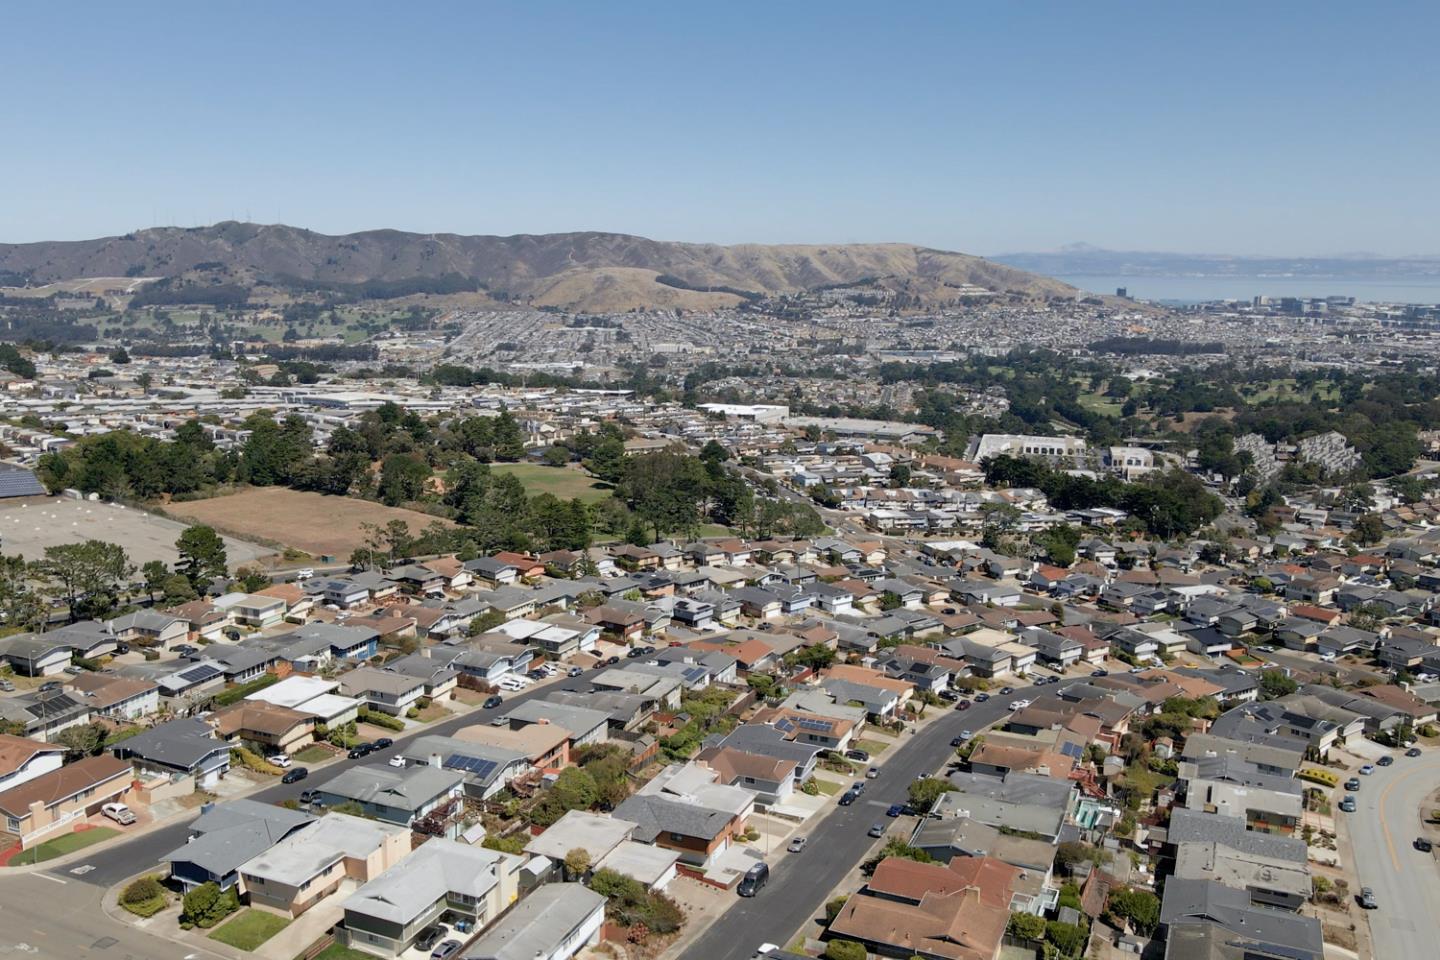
0;222;1078;311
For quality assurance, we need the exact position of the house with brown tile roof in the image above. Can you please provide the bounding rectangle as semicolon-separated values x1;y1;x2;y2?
455;722;570;770
867;854;1020;909
968;742;1076;781
65;673;160;721
162;600;230;642
211;701;316;755
0;754;132;848
828;883;1009;960
694;745;796;806
0;734;65;793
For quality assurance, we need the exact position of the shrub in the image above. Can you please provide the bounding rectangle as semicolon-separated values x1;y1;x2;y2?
589;868;685;935
824;896;849;923
358;708;406;731
824;940;867;960
229;746;282;776
120;875;168;916
1046;920;1088;957
213;672;280;707
181;881;239;928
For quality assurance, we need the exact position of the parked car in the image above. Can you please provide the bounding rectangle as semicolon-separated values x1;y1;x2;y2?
867;823;886;838
295;567;315;580
736;862;770;897
63;665;84;675
114;642;130;655
958;730;974;741
374;737;393;749
950;736;967;747
101;802;136;825
844;748;870;762
0;679;13;692
866;767;880;779
1378;755;1394;766
1008;699;1031;711
886;803;905;818
626;648;644;659
482;695;504;709
1091;668;1109;677
838;790;858;806
1339;795;1357;813
282;766;309;784
1360;764;1376;775
39;681;62;693
174;644;199;657
348;744;374;759
938;690;959;702
267;753;292;768
956;700;971;711
1416;837;1433;852
604;655;621;665
973;693;990;703
415;926;447;952
999;686;1015;695
388;755;406;768
1344;777;1362;791
432;940;463;960
567;666;584;677
1358;887;1377;910
1407;746;1424;757
850;781;866;796
787;836;807;853
528;668;548;678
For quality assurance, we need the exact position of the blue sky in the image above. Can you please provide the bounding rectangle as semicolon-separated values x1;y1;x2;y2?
2;2;1436;255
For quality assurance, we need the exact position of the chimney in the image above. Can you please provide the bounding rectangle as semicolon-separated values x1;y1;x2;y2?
429;753;442;768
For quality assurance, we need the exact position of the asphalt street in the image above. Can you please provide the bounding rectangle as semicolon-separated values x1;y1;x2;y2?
1347;747;1440;958
678;680;1056;960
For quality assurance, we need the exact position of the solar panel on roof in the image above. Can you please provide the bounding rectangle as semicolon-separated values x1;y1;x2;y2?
443;754;498;780
1059;741;1084;759
797;718;833;732
178;664;222;684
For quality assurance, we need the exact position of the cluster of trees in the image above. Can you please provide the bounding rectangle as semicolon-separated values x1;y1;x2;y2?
983;455;1223;539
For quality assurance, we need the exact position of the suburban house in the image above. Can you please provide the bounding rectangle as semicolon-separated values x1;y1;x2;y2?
0;754;133;850
0;634;73;676
338;667;426;716
613;779;750;868
340;839;524;958
211;700;316;756
112;717;232;789
65;673;160;721
0;689;93;741
317;764;466;832
400;735;531;800
0;735;65;793
162;799;315;892
460;881;606;960
238;813;410;916
212;592;288;628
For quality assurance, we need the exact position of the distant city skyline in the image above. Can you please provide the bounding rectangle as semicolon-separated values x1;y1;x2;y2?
2;2;1436;257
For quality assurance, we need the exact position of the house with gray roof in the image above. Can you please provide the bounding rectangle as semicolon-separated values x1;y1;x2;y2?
317;764;465;832
399;734;531;800
498;700;609;748
935;770;1076;840
162;798;314;892
342;839;524;958
1160;878;1322;960
461;883;605;960
612;791;746;868
238;813;410;917
112;716;231;786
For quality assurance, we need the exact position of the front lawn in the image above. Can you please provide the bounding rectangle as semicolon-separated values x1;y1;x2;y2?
6;827;118;865
294;744;334;763
855;738;891;755
209;909;291;950
812;778;842;796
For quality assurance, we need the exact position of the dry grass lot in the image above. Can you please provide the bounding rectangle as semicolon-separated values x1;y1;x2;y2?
0;497;273;568
166;487;456;560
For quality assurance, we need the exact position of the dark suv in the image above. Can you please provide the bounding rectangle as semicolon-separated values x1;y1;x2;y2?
415;925;448;952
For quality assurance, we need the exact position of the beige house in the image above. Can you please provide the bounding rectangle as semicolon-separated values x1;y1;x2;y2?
239;813;410;916
0;755;133;848
212;701;316;755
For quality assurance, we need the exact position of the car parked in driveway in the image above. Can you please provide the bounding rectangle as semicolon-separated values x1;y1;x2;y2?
432;940;463;960
844;748;870;762
102;802;136;825
415;925;447;953
267;753;292;768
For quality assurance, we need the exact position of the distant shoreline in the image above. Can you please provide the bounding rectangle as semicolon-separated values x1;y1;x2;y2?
1057;274;1440;305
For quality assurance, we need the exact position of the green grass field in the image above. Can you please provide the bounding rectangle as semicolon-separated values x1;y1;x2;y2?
488;463;614;503
303;945;378;960
6;827;118;865
209;910;291;950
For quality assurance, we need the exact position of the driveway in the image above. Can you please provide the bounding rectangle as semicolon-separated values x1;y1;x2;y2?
1346;747;1440;957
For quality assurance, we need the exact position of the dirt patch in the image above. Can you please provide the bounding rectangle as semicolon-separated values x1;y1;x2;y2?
164;487;457;559
1322;922;1358;951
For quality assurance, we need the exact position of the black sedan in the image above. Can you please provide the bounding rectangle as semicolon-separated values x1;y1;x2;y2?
347;744;374;759
483;695;504;709
373;737;393;749
281;766;309;784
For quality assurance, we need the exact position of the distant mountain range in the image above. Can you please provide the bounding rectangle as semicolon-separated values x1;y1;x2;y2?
0;222;1077;311
994;243;1440;279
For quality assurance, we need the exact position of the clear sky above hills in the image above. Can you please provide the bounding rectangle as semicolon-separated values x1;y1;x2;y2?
2;2;1436;256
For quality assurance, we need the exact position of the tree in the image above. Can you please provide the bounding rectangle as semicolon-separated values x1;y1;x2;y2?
1260;669;1298;699
109;346;131;365
176;525;227;588
907;776;954;811
889;463;912;487
1105;887;1160;936
236;567;271;593
54;722;106;760
36;540;134;621
468;610;507;635
491;407;526;461
0;555;45;633
1353;512;1385;546
141;560;169;603
162;573;198;604
564;847;592;879
181;880;238;928
1008;912;1047;941
379;453;431;506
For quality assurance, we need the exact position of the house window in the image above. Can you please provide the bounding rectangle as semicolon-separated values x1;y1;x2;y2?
6;817;19;832
669;833;686;843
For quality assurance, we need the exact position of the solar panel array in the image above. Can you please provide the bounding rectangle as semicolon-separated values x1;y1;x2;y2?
797;717;834;733
0;468;46;499
30;693;80;718
444;754;498;780
177;664;222;684
1059;741;1084;759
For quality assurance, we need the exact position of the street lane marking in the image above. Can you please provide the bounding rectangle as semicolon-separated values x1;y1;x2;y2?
1376;763;1433;873
34;874;65;885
